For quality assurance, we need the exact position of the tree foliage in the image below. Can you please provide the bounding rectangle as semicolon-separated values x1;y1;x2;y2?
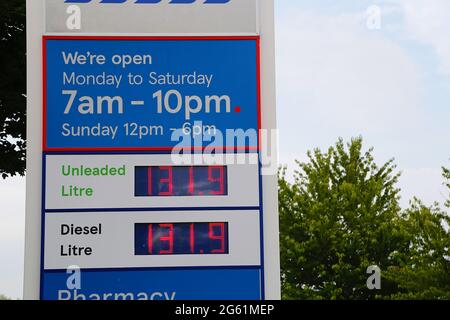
0;294;11;300
0;1;26;178
279;138;450;300
383;199;450;299
444;166;450;208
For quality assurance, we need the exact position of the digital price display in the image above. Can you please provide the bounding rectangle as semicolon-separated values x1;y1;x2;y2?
135;222;229;255
135;166;228;197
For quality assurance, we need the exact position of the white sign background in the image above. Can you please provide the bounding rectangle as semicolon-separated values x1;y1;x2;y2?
44;210;261;269
45;0;259;35
45;154;260;210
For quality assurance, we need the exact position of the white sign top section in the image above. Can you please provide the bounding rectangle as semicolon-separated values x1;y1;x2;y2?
45;0;259;35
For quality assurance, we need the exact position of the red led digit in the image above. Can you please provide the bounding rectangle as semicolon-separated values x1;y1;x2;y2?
159;224;174;254
158;166;173;196
189;167;195;195
190;223;195;254
209;222;226;253
147;224;153;254
208;166;225;195
147;167;152;196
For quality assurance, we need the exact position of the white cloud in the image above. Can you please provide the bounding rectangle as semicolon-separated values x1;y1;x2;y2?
276;8;425;169
0;177;25;299
274;5;450;210
276;9;423;135
399;167;447;208
399;0;450;75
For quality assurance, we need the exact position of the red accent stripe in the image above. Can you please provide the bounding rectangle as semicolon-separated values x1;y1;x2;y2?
42;37;47;151
256;37;262;151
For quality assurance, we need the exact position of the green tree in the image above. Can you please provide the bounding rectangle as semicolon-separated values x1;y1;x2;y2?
279;137;407;299
444;166;450;208
279;138;450;300
383;199;450;299
0;294;11;300
0;1;26;178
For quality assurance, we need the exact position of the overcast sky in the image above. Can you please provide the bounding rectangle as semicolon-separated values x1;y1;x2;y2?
1;1;449;299
277;0;449;208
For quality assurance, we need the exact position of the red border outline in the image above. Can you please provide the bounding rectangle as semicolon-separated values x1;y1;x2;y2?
42;36;261;152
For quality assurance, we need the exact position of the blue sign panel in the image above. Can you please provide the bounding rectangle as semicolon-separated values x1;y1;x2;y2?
42;268;261;300
44;38;259;150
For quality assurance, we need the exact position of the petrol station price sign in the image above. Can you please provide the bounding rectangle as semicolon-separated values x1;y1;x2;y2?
25;0;280;301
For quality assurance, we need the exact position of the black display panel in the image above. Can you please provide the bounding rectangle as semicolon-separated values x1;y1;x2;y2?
135;166;228;197
135;222;229;255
